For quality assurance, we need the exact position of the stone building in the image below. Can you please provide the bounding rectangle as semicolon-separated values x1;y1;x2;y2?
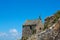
22;18;44;40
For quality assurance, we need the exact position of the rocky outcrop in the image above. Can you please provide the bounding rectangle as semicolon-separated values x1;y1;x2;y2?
44;11;60;30
37;20;60;40
27;11;60;40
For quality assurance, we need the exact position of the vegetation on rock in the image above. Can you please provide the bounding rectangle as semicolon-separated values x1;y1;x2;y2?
44;11;60;30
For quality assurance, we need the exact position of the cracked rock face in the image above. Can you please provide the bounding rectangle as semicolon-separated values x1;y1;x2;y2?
37;29;59;40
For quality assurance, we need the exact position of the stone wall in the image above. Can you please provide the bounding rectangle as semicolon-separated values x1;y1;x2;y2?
22;26;32;40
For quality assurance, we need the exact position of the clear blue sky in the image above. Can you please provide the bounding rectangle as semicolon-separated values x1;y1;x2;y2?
0;0;60;39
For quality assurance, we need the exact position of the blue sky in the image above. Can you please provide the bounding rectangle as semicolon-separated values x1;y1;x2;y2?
0;0;60;40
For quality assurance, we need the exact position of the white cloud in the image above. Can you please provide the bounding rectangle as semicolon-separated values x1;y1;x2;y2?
0;32;8;37
0;29;21;40
9;29;18;33
9;29;18;36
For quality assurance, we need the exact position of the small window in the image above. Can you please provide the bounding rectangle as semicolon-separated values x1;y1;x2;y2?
39;28;41;30
30;26;32;29
23;26;25;28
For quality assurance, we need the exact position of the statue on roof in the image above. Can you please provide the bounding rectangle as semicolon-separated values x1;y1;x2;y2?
38;16;41;20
